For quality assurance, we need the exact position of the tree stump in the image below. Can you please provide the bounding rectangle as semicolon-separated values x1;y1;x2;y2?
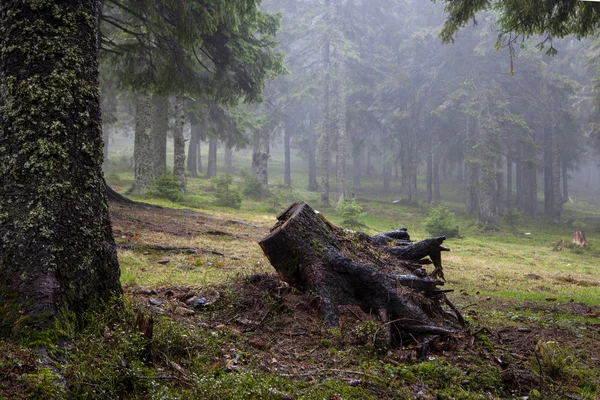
259;201;464;344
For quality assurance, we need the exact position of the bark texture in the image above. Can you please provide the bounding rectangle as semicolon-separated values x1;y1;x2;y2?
173;96;186;194
0;0;121;327
206;137;217;178
151;95;169;178
128;92;153;195
259;202;462;343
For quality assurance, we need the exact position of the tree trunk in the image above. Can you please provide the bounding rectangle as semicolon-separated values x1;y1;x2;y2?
320;0;331;207
206;137;218;178
102;126;110;172
224;145;233;174
187;123;200;177
284;118;292;186
352;142;362;195
562;160;569;203
0;0;121;327
252;129;270;189
335;62;347;203
506;156;513;209
152;95;169;178
433;155;441;204
495;157;505;214
308;122;318;192
426;135;433;204
128;92;154;195
551;126;562;222
173;96;187;194
259;202;462;342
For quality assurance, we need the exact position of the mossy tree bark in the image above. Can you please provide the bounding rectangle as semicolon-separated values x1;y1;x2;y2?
128;91;154;195
259;202;463;343
0;0;121;327
173;95;187;194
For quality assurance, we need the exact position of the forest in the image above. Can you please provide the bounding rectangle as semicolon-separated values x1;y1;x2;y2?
1;0;600;399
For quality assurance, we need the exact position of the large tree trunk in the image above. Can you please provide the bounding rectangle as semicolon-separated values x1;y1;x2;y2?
173;96;187;194
128;91;154;195
259;202;462;343
152;95;169;178
551;125;562;222
352;141;362;195
0;0;121;327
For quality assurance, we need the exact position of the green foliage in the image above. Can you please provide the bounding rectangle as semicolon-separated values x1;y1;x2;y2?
501;208;523;231
425;205;460;238
147;171;184;203
335;199;367;228
212;174;242;209
239;169;267;200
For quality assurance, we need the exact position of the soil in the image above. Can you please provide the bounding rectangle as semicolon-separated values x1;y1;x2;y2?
112;203;600;398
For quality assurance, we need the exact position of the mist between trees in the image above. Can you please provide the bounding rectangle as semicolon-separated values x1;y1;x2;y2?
100;0;600;225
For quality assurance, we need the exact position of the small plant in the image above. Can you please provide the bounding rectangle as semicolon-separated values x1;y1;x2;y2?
239;169;267;199
212;174;242;209
502;208;523;231
147;170;184;203
424;204;459;238
335;198;367;228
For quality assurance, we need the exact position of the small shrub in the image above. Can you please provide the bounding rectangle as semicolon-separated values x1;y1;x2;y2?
147;171;184;203
424;205;459;238
502;208;523;230
239;169;267;199
212;174;242;209
336;199;367;228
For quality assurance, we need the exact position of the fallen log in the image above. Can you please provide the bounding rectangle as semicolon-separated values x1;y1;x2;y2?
258;201;463;344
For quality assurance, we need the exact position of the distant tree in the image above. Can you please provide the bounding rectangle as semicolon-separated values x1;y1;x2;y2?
0;0;121;328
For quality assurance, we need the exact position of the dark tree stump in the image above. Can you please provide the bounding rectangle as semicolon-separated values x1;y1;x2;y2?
259;201;463;344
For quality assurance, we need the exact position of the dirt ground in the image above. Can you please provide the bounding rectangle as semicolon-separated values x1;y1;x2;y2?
105;202;600;398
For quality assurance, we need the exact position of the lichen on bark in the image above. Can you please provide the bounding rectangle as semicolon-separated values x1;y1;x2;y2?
0;0;122;328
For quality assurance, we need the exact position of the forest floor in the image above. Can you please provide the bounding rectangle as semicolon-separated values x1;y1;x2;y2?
3;200;597;399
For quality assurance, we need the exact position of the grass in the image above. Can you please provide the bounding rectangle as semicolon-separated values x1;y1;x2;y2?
2;144;599;399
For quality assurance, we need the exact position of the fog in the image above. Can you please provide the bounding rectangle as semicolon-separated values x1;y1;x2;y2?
100;0;600;222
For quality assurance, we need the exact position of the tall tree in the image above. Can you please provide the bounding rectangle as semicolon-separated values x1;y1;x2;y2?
0;0;121;327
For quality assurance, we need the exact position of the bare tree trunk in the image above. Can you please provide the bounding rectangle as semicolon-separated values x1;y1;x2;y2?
352;143;362;195
206;137;217;178
224;145;233;174
426;134;433;204
187;123;200;177
284;118;292;186
102;126;110;172
465;117;478;215
335;63;347;203
128;92;154;195
495;157;505;214
320;0;331;207
506;156;513;210
152;95;169;178
173;96;187;194
252;129;270;189
551;125;562;222
562;160;569;203
433;153;440;204
308;121;318;192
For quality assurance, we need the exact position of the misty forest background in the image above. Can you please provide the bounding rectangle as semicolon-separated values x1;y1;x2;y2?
101;0;600;228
